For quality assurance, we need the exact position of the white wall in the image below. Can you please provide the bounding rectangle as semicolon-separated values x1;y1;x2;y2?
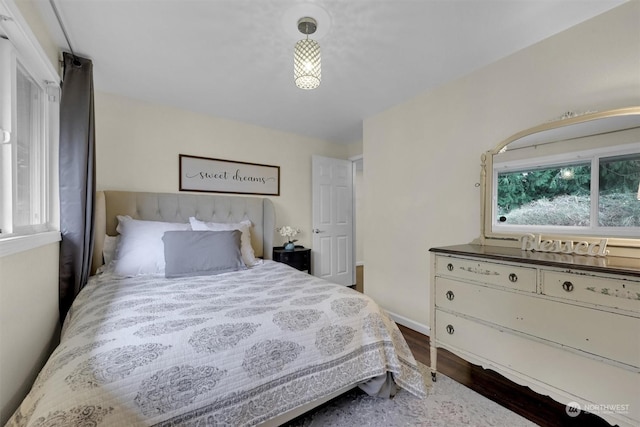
363;2;640;332
95;92;350;249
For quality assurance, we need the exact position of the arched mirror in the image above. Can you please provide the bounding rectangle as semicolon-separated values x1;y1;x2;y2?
480;106;640;258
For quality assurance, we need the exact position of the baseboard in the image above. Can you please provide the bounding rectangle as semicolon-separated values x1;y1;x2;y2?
386;311;430;336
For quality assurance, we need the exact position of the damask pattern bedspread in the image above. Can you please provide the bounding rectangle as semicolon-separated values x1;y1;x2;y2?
7;261;426;426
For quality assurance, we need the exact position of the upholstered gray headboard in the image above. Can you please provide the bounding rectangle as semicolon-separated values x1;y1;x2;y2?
92;190;275;274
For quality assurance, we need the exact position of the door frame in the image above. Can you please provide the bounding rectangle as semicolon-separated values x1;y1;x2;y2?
349;154;363;287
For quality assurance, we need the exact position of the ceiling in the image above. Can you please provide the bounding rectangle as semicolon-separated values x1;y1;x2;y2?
34;0;625;144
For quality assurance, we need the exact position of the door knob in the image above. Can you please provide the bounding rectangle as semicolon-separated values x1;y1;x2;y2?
312;228;325;234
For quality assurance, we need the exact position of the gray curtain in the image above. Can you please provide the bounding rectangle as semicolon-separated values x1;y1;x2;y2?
58;52;95;320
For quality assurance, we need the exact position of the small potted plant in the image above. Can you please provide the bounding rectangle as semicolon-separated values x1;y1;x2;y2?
277;226;300;251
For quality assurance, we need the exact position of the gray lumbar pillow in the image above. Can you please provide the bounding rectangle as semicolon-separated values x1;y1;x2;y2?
162;230;246;278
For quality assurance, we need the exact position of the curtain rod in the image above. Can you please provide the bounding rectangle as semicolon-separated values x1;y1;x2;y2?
48;0;77;60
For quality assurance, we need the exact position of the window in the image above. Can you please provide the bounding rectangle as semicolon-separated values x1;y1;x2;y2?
493;143;640;238
599;153;640;228
12;62;46;233
497;161;591;226
0;8;60;256
0;40;50;236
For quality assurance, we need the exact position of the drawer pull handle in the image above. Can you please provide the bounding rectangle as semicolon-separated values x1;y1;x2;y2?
562;281;574;292
446;290;455;301
446;324;455;334
447;263;454;271
508;273;518;282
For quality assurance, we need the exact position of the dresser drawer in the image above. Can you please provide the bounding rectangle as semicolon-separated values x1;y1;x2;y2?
435;277;640;368
542;270;640;313
434;309;640;424
435;255;536;292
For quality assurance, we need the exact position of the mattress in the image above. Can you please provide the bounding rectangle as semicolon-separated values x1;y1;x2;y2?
7;261;426;426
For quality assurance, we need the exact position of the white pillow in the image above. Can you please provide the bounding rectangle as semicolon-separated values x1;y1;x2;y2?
189;217;260;267
113;215;190;276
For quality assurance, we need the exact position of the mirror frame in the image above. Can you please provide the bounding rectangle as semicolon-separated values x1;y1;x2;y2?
479;106;640;257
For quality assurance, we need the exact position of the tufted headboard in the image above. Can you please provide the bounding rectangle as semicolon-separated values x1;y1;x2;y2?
91;190;275;275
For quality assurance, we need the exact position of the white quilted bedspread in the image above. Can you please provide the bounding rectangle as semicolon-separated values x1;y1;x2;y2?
7;261;426;426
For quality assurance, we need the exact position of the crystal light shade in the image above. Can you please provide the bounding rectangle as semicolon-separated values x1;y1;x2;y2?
294;39;321;90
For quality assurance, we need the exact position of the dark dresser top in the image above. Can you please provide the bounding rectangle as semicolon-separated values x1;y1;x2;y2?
430;244;640;278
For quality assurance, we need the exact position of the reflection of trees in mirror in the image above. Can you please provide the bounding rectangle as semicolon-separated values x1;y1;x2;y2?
599;156;640;227
498;156;640;228
599;156;640;195
503;194;640;227
599;193;640;227
498;164;590;214
500;195;590;226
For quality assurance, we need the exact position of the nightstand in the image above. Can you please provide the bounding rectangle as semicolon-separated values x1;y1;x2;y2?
272;246;311;273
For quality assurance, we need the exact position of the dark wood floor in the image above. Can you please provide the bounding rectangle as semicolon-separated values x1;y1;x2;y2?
397;324;616;427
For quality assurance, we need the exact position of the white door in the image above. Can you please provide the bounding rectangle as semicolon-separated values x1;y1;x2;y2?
312;155;354;286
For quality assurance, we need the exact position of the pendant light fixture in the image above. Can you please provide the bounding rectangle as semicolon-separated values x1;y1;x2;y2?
294;17;321;90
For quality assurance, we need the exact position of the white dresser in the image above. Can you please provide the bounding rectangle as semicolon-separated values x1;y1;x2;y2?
429;244;640;427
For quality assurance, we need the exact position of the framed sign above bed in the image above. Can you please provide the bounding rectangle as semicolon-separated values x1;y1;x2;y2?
179;154;280;196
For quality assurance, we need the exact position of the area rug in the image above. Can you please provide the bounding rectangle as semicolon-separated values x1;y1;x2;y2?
283;363;537;426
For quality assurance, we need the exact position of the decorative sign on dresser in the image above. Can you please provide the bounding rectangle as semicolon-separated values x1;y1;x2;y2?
520;233;609;257
429;244;640;427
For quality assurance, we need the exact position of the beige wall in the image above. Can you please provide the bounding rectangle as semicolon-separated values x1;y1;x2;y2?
95;92;350;248
0;243;59;424
363;2;640;332
0;2;61;424
15;0;60;72
346;140;363;158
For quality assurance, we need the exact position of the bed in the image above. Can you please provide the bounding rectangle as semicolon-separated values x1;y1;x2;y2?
7;191;426;426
